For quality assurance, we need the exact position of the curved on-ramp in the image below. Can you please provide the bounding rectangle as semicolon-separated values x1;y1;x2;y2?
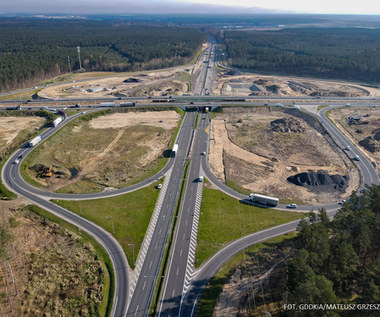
1;108;184;316
181;105;379;316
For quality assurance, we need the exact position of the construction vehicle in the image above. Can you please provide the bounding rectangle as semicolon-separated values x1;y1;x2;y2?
42;166;53;177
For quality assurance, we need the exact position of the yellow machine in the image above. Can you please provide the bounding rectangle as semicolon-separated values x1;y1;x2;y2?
43;166;53;177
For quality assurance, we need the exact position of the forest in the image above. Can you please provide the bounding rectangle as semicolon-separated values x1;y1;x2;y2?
286;185;380;316
0;18;205;92
223;28;380;83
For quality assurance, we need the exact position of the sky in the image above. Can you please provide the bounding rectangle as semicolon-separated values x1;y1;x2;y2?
2;0;380;15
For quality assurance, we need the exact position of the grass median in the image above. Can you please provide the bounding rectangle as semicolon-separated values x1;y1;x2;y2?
54;180;161;268
195;186;306;268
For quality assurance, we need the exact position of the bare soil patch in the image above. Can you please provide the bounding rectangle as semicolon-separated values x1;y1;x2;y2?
0;117;44;151
25;110;180;193
0;199;104;316
209;107;359;204
214;72;380;98
89;111;180;130
38;67;193;99
328;106;380;175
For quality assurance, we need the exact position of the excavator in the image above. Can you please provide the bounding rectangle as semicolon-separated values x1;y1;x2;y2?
42;166;53;177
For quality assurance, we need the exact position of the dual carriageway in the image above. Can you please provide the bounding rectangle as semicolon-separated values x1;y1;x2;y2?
2;42;380;316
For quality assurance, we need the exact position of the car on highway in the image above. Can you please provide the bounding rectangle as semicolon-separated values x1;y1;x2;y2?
338;200;346;205
345;145;351;151
201;151;206;155
18;154;23;159
13;158;20;164
157;184;162;189
287;203;297;208
353;155;360;161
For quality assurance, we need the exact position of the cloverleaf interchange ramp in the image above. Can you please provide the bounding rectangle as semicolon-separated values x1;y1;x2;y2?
2;41;380;317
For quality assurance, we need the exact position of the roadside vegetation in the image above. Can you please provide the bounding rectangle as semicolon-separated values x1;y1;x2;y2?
195;186;305;267
0;18;205;92
197;233;297;317
223;28;380;83
55;181;161;268
0;203;110;316
199;185;380;316
286;185;380;313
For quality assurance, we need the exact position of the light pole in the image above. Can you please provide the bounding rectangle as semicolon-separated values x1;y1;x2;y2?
128;243;135;267
106;216;114;234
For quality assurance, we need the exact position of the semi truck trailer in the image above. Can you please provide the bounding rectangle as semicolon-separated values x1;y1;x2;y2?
249;193;279;207
52;116;64;127
120;102;136;107
99;102;116;107
29;135;43;147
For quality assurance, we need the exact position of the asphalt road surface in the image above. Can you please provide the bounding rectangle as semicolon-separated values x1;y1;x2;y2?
2;112;131;316
158;112;209;316
126;111;196;316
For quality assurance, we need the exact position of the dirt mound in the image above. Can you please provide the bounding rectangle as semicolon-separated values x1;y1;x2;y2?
270;118;305;133
123;77;142;83
359;136;380;153
374;128;380;141
287;172;349;192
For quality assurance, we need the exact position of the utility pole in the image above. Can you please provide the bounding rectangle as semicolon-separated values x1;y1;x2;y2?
67;56;73;80
77;46;82;72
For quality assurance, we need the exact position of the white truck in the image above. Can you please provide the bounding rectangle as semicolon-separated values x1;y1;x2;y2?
29;135;43;147
52;116;64;127
100;102;116;107
172;144;178;157
249;193;279;207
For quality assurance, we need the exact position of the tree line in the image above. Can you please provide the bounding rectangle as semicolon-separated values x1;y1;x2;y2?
0;18;205;92
222;28;380;83
286;185;380;316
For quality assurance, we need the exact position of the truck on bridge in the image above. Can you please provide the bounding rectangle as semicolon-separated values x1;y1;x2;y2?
249;193;279;207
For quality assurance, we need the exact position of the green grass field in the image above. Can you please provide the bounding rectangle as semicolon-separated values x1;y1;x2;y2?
196;187;306;268
55;181;161;268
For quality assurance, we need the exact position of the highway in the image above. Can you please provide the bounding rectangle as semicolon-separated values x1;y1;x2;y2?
3;109;176;201
178;103;379;316
1;110;133;317
158;112;209;316
128;41;218;316
126;112;196;316
2;40;380;317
